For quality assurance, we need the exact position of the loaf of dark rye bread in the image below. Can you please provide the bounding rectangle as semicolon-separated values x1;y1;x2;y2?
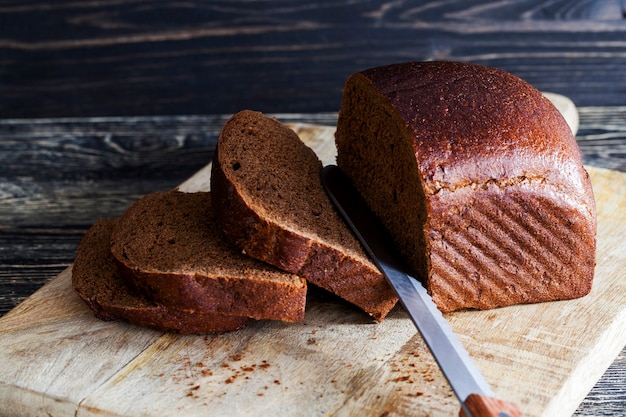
210;110;398;321
109;190;307;323
73;218;250;334
335;61;597;312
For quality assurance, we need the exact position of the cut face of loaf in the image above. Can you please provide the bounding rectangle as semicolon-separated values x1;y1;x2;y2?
211;110;398;321
72;218;249;334
335;61;597;312
109;191;307;323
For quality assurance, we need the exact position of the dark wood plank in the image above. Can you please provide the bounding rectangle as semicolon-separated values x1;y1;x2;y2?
576;106;626;171
576;349;626;416
1;0;625;117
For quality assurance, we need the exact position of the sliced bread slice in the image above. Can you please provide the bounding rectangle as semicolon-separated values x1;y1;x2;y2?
210;110;397;321
109;190;307;322
73;218;249;334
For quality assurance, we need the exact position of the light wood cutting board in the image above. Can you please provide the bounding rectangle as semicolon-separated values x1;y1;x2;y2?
0;123;625;417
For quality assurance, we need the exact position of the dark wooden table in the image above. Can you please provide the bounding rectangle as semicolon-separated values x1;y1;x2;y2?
1;1;625;415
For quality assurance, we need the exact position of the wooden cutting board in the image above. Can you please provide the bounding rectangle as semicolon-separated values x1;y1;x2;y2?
1;124;625;417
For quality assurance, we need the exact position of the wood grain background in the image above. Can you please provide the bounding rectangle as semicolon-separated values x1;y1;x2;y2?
1;0;625;117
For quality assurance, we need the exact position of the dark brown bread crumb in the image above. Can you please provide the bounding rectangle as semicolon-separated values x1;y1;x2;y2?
335;61;596;312
211;110;397;321
110;190;307;322
72;218;249;334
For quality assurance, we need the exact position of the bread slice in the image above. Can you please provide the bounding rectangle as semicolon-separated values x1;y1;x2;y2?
210;110;398;322
110;190;307;322
73;218;249;334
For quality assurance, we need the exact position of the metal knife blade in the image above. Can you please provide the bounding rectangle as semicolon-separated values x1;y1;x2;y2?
321;165;523;417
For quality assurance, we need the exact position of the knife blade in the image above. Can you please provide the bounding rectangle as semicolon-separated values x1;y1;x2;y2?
321;165;523;417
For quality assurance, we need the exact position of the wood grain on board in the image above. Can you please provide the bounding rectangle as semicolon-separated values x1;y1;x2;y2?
0;124;625;417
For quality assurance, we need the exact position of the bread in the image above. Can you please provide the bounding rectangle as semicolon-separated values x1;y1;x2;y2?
335;61;597;312
110;190;307;322
210;110;398;321
72;218;249;334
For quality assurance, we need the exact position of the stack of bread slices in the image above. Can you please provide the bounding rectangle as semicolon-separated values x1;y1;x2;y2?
72;110;396;334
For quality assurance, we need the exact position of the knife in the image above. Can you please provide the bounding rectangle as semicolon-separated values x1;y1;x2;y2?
321;165;523;417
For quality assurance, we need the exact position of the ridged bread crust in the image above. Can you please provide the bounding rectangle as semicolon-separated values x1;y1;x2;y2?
335;61;596;312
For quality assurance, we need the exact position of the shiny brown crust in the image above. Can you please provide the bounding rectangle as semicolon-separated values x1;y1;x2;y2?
210;110;397;321
110;191;307;323
72;218;249;334
335;61;596;312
